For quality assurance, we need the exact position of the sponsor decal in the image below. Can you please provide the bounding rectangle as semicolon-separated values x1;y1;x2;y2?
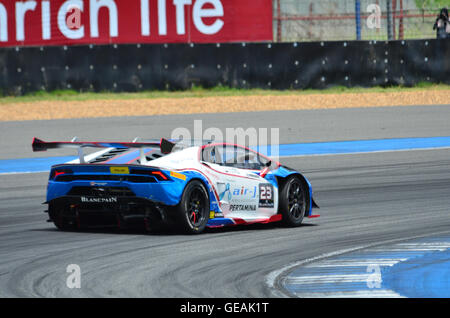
110;166;129;174
90;182;108;186
231;198;258;204
232;186;257;198
170;171;186;181
230;204;256;211
258;183;274;208
81;196;118;203
218;183;231;201
209;211;216;219
219;183;257;197
0;0;273;47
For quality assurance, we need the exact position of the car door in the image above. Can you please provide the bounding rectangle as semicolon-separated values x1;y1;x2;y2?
201;144;277;220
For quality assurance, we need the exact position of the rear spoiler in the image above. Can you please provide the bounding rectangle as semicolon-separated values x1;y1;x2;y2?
32;137;175;164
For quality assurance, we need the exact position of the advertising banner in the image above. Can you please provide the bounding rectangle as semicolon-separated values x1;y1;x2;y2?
0;0;273;47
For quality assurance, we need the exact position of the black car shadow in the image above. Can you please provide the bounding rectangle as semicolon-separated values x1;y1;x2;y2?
30;221;318;236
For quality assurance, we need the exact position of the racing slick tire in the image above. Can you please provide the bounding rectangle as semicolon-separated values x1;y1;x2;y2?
174;180;210;234
48;203;77;231
279;175;307;227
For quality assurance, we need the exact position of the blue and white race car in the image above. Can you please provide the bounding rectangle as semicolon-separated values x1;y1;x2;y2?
33;137;319;234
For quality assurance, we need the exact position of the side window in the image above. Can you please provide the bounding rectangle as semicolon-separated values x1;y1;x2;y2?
202;144;269;170
222;146;238;166
222;145;263;170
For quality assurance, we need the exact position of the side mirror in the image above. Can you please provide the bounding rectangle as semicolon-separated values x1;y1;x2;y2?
260;160;272;178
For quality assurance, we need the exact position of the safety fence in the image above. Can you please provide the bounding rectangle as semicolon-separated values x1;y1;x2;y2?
273;0;447;42
1;39;448;96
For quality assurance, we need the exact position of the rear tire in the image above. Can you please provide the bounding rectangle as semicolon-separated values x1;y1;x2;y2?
174;180;210;234
48;203;76;231
279;176;307;227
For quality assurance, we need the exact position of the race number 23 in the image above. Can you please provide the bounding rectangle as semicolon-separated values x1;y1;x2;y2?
260;185;272;200
259;184;274;208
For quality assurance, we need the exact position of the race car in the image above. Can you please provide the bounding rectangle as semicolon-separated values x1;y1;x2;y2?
32;137;319;234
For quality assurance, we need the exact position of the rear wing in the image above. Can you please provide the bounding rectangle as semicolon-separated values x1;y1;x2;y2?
32;137;175;164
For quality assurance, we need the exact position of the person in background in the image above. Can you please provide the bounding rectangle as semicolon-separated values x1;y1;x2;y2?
433;8;449;39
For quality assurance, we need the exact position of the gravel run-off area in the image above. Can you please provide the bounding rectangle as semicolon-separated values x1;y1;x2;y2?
0;89;448;121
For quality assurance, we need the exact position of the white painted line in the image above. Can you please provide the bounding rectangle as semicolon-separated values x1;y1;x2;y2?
279;146;450;159
266;230;450;298
397;242;450;247
0;170;49;176
265;246;373;297
305;258;407;268
286;273;372;284
292;290;404;298
371;247;449;252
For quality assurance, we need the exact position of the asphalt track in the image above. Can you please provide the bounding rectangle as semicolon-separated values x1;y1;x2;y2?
1;105;450;297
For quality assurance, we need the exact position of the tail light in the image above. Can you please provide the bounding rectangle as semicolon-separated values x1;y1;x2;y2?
151;171;168;181
50;168;73;180
129;168;170;181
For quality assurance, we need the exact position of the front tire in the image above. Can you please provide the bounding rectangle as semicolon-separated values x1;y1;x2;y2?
174;180;210;234
279;176;307;227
